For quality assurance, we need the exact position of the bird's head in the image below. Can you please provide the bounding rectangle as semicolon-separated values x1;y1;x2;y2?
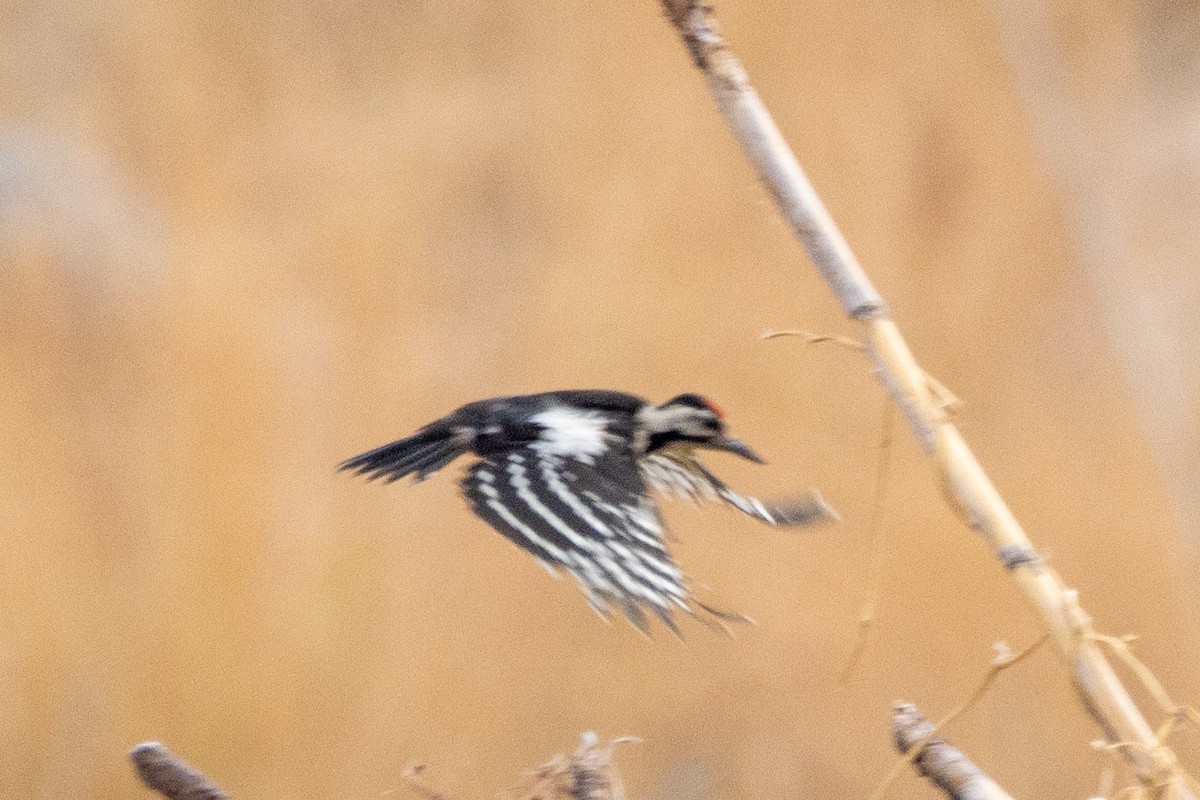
638;393;766;463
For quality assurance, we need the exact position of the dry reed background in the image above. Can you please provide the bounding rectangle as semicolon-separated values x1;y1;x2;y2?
2;2;1199;798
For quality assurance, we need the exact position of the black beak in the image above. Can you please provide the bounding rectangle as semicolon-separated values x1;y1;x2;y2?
710;436;766;464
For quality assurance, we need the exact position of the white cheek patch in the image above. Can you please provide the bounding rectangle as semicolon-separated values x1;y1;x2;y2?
635;404;716;439
530;407;609;463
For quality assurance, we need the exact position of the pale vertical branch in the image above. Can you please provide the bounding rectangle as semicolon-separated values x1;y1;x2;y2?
892;703;1016;800
658;5;883;320
657;2;1196;796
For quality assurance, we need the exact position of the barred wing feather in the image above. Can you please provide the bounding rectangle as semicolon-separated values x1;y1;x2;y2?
461;446;695;632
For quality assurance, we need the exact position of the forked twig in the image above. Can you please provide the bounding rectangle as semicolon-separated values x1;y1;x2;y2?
658;1;1197;796
763;329;964;413
869;637;1047;800
1090;633;1200;733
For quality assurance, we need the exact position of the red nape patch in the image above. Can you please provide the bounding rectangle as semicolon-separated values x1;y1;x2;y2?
703;398;726;419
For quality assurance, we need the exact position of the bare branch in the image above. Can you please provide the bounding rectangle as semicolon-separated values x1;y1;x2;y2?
658;1;1198;796
660;1;883;319
892;703;1016;800
129;742;229;800
870;638;1047;800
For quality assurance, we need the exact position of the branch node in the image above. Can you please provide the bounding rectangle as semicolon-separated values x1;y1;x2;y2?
996;544;1043;571
661;0;723;70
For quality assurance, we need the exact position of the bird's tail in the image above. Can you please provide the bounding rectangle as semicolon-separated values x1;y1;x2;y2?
339;427;471;484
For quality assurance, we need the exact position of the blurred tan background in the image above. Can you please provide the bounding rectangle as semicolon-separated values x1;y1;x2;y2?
2;1;1199;798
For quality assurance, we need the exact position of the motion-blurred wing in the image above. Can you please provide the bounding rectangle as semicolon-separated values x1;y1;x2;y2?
339;426;471;484
461;445;695;632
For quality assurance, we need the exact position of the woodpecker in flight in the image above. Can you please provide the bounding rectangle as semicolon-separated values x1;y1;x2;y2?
340;390;835;632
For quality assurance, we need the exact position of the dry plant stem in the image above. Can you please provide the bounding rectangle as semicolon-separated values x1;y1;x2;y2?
659;2;1195;797
760;329;866;350
522;733;636;800
870;636;1047;800
129;743;229;800
892;703;1016;800
840;397;896;683
567;733;635;800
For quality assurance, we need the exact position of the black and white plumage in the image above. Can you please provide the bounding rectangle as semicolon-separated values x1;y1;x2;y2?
340;390;835;632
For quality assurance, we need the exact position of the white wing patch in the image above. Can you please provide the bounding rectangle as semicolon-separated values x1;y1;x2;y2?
530;407;609;464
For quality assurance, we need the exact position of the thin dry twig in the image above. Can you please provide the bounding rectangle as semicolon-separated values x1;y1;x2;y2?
891;703;1017;800
763;329;964;413
1090;633;1200;733
869;637;1048;800
394;734;637;800
840;397;896;683
937;637;1050;733
761;329;866;350
658;2;1197;796
129;742;229;800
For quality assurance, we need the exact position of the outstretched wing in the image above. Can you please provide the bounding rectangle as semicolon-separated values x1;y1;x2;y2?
339;426;472;484
461;444;706;633
639;452;837;527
